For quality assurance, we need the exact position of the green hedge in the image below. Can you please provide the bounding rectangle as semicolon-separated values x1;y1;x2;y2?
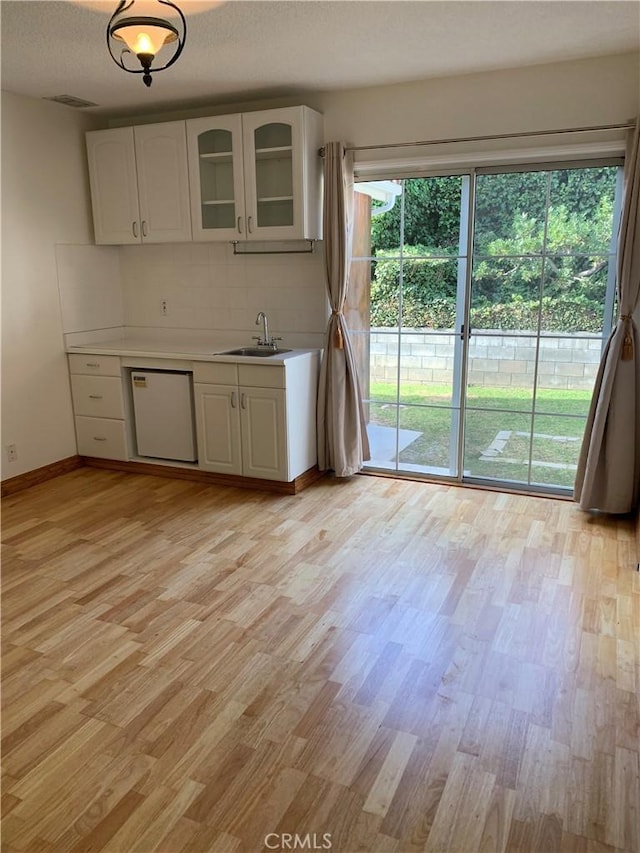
370;247;604;333
371;295;603;333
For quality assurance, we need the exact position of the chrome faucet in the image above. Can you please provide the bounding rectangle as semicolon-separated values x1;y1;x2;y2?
255;311;269;346
253;311;281;348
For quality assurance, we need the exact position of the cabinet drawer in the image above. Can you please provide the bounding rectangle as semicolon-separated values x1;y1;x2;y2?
193;362;238;385
68;353;121;376
75;416;128;460
238;364;285;389
71;375;125;418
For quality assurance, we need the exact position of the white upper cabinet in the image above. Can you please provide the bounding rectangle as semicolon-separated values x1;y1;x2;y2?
86;122;192;245
86;128;139;245
187;106;323;242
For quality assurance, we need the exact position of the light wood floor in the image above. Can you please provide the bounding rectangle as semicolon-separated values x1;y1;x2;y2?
1;469;638;853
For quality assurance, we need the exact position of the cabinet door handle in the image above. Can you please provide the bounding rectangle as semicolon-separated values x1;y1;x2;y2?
88;395;103;400
247;216;253;234
237;216;243;234
93;436;107;442
230;391;237;408
132;221;138;238
142;220;148;238
240;393;246;409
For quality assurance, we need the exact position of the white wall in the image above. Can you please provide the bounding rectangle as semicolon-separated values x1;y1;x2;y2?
2;51;638;480
1;92;101;479
318;52;640;150
56;244;123;335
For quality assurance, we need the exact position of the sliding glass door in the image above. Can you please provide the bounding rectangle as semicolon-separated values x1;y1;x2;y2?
351;174;469;477
351;161;623;494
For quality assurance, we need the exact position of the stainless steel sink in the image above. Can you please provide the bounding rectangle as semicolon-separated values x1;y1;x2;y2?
219;347;292;357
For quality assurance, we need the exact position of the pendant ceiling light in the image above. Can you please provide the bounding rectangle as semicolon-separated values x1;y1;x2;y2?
107;0;186;88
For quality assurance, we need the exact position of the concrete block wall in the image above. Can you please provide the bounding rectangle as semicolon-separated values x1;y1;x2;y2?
369;329;604;390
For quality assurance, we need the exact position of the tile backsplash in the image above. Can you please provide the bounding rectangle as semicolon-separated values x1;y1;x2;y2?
120;241;327;342
57;241;329;348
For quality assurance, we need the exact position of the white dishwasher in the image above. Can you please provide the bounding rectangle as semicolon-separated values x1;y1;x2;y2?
130;370;197;462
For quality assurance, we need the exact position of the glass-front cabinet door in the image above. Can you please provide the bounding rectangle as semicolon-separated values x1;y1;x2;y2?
186;115;245;241
187;106;323;242
242;109;303;241
243;114;299;238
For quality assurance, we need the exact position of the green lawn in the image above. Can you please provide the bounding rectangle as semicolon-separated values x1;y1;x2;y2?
366;382;591;488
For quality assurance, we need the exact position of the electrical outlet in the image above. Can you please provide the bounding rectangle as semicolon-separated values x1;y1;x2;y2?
6;444;17;463
160;299;168;316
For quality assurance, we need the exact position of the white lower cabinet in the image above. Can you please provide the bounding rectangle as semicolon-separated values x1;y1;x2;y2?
194;383;287;479
240;386;287;479
67;350;319;483
75;416;128;460
193;355;317;482
68;354;128;461
194;383;242;474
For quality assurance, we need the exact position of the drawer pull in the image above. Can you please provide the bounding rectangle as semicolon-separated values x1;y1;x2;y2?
93;436;107;442
88;395;103;400
86;362;100;368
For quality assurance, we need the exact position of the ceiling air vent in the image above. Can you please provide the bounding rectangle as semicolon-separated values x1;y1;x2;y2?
44;95;99;109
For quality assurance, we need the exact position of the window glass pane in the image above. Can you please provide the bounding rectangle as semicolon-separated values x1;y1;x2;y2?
395;258;458;330
530;414;585;489
535;339;599;412
366;401;401;470
369;176;465;258
548;167;618;255
397;406;458;475
370;261;401;327
540;254;609;335
397;331;455;406
369;331;399;400
464;411;533;483
368;180;403;254
471;258;543;330
473;172;547;254
466;334;536;410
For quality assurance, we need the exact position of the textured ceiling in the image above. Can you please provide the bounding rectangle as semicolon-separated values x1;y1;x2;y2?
1;0;639;116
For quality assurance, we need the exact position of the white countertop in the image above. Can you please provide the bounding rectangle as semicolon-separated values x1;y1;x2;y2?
67;336;320;365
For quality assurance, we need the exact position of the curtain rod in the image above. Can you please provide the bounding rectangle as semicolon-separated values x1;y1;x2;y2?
318;121;635;156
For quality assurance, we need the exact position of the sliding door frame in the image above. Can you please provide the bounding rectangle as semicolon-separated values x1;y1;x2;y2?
357;155;624;496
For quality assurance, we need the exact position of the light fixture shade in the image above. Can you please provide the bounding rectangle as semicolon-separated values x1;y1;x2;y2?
107;0;186;88
110;18;178;56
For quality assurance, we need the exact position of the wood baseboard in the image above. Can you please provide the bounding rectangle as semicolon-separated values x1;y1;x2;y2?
81;457;324;494
1;456;83;497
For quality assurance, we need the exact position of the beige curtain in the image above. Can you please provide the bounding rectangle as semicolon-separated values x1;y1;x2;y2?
317;142;371;476
574;117;640;514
